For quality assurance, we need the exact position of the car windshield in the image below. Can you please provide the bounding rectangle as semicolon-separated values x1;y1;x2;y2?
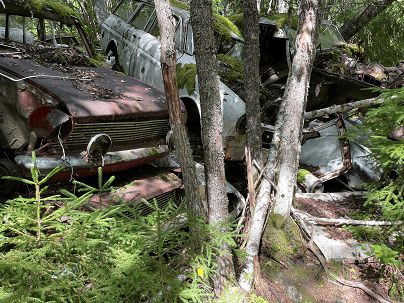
226;20;344;61
318;21;345;48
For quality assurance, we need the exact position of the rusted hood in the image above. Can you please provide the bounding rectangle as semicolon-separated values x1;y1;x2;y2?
0;56;171;122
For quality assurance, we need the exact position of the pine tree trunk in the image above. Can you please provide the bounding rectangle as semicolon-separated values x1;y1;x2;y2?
190;0;236;296
153;0;206;218
338;0;396;41
242;0;263;179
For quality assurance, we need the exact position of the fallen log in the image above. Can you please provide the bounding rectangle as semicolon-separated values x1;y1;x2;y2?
303;97;384;120
295;191;367;202
292;207;404;226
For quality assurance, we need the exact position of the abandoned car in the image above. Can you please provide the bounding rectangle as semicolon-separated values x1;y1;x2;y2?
0;3;179;198
100;0;247;162
0;1;245;220
100;0;393;192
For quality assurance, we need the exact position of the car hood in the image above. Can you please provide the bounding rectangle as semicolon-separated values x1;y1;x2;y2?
0;56;171;122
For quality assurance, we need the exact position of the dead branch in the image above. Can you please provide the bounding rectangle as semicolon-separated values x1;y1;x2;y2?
296;192;367;202
253;160;277;191
332;277;393;303
246;147;256;209
303;97;384;120
293;208;404;226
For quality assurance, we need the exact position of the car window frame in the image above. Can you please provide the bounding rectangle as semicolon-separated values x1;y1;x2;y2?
147;13;183;52
128;2;156;31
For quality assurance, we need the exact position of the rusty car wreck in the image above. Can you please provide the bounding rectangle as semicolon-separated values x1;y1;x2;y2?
0;1;245;219
0;3;180;206
99;0;402;192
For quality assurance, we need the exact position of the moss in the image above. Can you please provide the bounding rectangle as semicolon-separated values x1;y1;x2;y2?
160;174;168;180
335;42;365;57
263;13;299;30
170;0;190;10
24;0;79;20
88;58;102;68
228;14;244;32
213;14;242;44
331;50;341;61
149;146;160;156
297;169;311;183
176;63;197;95
218;53;244;82
262;258;321;303
262;213;305;262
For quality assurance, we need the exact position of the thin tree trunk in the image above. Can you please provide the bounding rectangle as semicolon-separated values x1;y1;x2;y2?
242;0;263;179
338;0;397;41
272;0;324;222
190;0;235;295
239;0;324;291
153;0;205;218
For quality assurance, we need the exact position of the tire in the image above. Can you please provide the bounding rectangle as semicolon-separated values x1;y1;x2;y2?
0;159;21;195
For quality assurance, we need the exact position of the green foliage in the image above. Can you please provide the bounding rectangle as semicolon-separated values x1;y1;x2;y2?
247;293;269;303
170;0;190;10
358;0;404;66
346;88;404;221
366;243;402;268
176;63;197;95
0;152;242;302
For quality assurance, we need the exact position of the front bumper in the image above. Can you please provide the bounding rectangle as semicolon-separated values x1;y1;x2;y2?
15;145;169;183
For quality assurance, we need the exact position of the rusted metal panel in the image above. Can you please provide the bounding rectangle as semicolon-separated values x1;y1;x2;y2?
0;57;171;122
15;145;170;182
85;170;182;210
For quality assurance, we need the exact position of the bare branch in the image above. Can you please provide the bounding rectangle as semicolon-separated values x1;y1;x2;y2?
303;97;384;120
293;208;404;226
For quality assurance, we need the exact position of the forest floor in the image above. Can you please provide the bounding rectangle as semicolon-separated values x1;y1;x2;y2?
239;188;404;303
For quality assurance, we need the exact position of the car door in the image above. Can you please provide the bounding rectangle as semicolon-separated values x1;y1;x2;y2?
132;9;182;88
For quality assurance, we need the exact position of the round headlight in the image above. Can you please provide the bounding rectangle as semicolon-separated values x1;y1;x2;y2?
236;114;246;135
28;106;73;141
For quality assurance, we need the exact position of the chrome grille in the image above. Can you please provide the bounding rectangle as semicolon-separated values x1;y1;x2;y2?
62;120;169;147
124;190;178;218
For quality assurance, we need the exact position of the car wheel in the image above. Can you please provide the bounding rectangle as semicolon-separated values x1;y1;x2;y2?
0;159;21;195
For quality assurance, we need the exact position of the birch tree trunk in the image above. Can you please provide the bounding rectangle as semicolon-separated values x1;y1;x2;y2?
338;0;397;41
239;0;324;291
190;0;235;295
273;0;324;222
153;0;205;218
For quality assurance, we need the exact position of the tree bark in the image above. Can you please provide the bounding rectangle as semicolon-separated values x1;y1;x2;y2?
92;0;109;28
190;0;235;296
153;0;205;218
303;96;383;119
239;0;324;291
272;0;324;223
242;0;263;179
338;0;397;41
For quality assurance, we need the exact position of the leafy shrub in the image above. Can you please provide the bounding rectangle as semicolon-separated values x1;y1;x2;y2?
0;152;242;302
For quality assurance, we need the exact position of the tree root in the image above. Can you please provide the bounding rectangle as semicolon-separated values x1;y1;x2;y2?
292;211;394;303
